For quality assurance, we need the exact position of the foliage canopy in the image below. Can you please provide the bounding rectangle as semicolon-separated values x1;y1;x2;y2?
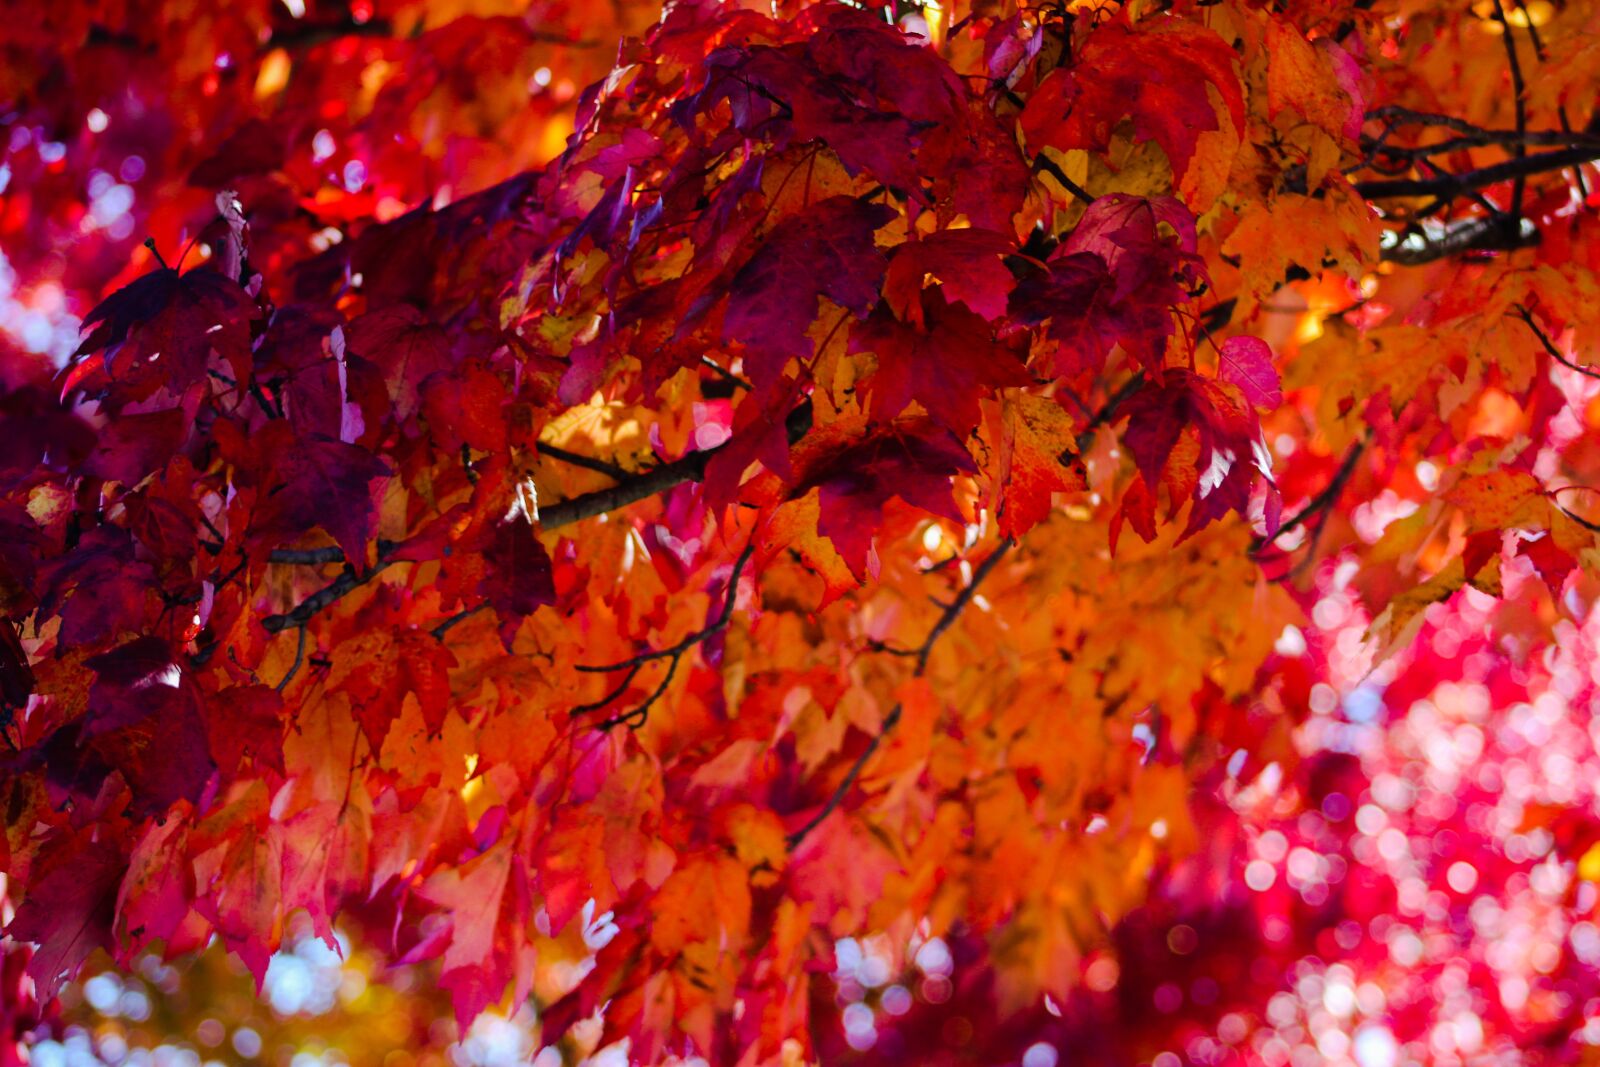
6;0;1600;1063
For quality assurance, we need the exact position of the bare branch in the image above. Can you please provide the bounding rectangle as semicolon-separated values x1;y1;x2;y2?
261;558;400;633
788;537;1014;850
1379;215;1539;265
258;400;807;636
1073;373;1145;454
1251;439;1368;557
268;539;398;566
1513;304;1600;379
268;546;348;565
576;539;757;730
1353;146;1600;201
1490;0;1531;235
1033;154;1095;206
701;356;752;391
275;625;308;692
432;603;489;641
539;443;637;482
1359;106;1600;157
538;399;813;530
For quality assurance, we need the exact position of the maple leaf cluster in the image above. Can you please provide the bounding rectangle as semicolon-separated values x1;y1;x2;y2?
4;0;1600;1063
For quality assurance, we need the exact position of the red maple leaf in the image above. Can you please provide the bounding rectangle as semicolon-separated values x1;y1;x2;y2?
83;636;216;814
240;422;393;563
1020;17;1243;183
4;837;124;1001
72;266;258;403
721;197;895;385
850;295;1033;435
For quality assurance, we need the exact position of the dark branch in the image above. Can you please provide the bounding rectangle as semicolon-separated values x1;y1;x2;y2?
1073;373;1145;454
261;558;399;633
539;443;636;481
258;401;809;635
1513;304;1600;379
576;539;757;730
1359;106;1600;156
1490;0;1531;235
1379;215;1539;265
275;625;308;692
701;356;752;391
1353;146;1600;201
268;546;348;565
787;537;1014;850
432;603;489;641
1251;439;1368;556
539;399;813;530
1033;154;1095;206
572;663;643;715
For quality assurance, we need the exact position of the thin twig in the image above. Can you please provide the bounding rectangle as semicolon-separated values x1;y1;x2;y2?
1379;215;1539;265
1513;304;1600;379
538;399;813;529
701;356;752;391
261;558;399;633
1357;105;1600;157
1491;0;1530;236
1359;129;1600;158
276;625;308;692
268;546;348;565
1033;154;1095;205
1073;373;1145;454
431;603;489;640
1353;146;1600;200
539;443;635;481
572;663;643;714
257;400;810;635
1251;438;1368;556
576;540;757;730
787;537;1014;850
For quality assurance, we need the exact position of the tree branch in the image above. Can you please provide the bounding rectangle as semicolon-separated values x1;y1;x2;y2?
701;356;752;391
1513;304;1600;379
258;400;809;633
539;443;636;481
268;546;348;565
1379;214;1539;265
431;603;489;641
575;539;757;730
1353;146;1599;201
1360;106;1600;155
275;624;308;692
1073;373;1145;454
538;398;813;530
1033;154;1095;206
1490;0;1531;235
787;537;1014;850
1251;438;1368;556
261;558;399;633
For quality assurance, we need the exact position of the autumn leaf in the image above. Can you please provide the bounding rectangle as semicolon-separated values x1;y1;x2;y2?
82;636;216;815
849;296;1033;436
883;228;1019;326
4;837;124;1001
243;423;394;564
1020;17;1244;185
73;266;258;403
992;393;1086;538
343;305;456;424
721;197;896;385
1217;336;1282;410
333;629;460;751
